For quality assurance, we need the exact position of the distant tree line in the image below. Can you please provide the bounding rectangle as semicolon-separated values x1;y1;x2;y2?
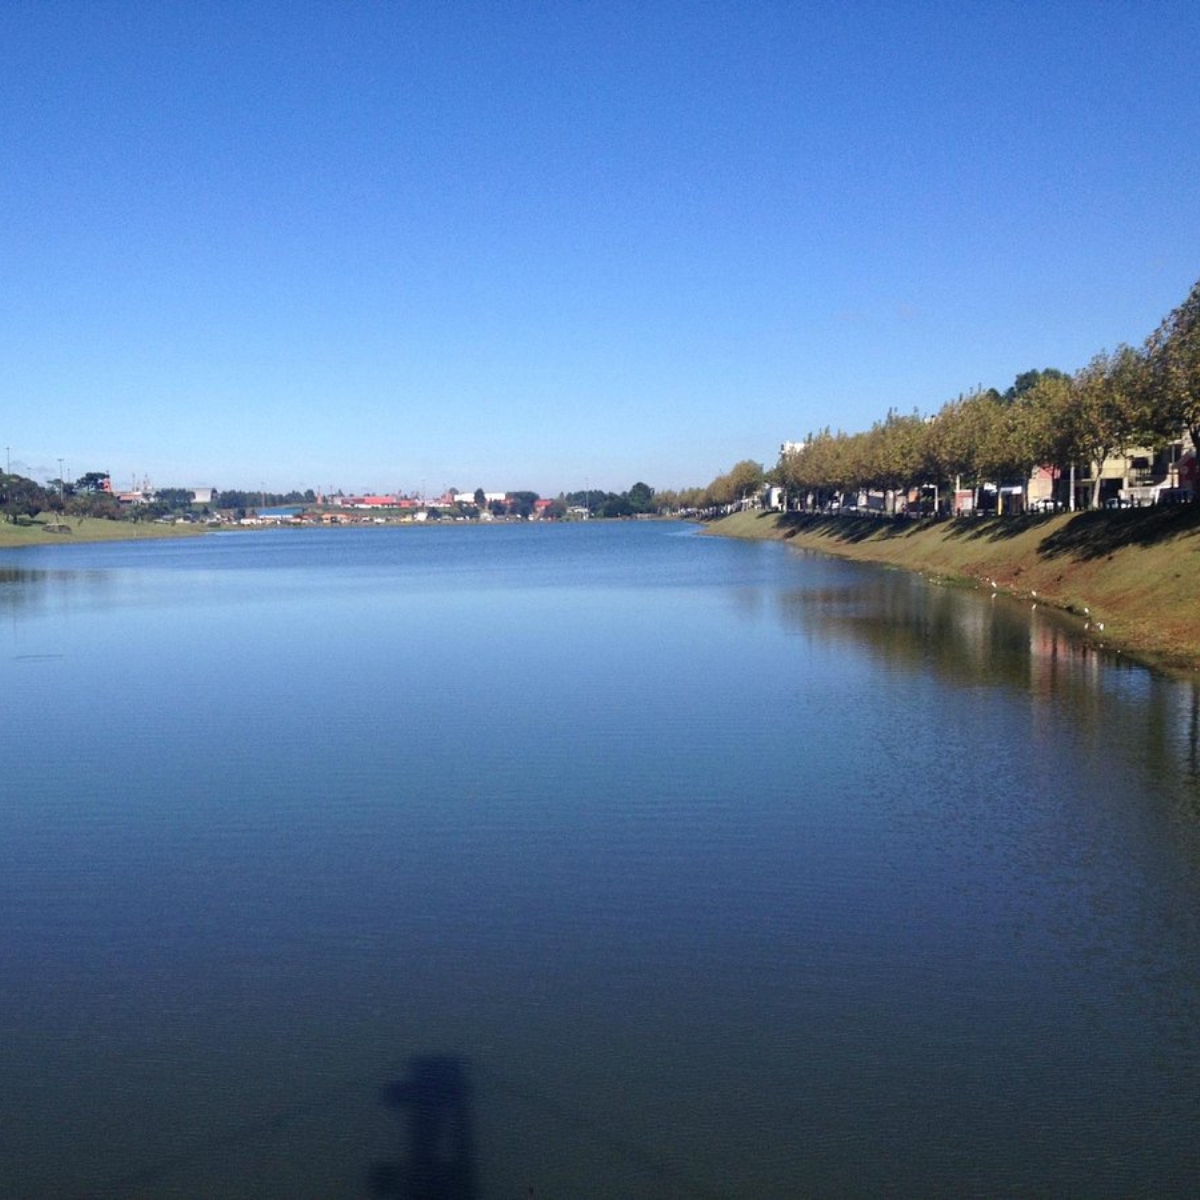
675;275;1200;515
0;475;325;525
771;276;1200;512
558;481;658;518
215;489;316;512
1;470;123;523
630;461;766;515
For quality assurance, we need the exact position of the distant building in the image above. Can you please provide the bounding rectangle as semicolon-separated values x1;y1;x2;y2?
346;495;397;508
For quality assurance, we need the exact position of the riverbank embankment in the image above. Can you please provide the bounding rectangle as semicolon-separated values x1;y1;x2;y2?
709;506;1200;671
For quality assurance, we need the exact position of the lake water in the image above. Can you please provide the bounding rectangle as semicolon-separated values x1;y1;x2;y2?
3;521;1200;1197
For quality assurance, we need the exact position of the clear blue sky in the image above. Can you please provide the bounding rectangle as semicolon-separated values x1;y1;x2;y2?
3;1;1199;496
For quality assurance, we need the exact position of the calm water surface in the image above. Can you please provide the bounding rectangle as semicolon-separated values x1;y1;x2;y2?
3;522;1200;1197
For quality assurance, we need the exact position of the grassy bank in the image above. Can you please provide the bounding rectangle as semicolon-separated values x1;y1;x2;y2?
0;515;209;549
710;506;1200;672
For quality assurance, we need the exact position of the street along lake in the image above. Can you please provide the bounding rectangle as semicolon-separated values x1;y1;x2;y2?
3;521;1200;1196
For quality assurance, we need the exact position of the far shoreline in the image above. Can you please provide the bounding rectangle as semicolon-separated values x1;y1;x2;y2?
0;511;676;551
9;506;1198;673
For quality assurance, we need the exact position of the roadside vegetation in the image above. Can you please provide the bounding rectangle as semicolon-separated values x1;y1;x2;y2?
691;275;1200;518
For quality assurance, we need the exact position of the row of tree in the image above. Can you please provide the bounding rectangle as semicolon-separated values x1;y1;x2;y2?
769;277;1200;512
679;276;1200;515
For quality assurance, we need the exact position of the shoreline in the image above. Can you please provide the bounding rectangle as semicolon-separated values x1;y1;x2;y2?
8;507;1200;672
707;507;1200;674
0;512;667;552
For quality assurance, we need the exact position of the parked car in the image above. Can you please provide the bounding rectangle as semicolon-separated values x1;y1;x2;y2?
1156;488;1191;505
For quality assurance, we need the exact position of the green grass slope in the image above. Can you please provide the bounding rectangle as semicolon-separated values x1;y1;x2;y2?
0;515;208;549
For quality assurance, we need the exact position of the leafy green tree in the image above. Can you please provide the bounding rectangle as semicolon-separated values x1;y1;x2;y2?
1021;372;1079;505
73;471;112;494
67;490;121;521
155;488;194;510
564;489;615;515
1004;368;1069;403
974;397;1033;507
992;369;1075;508
0;474;50;523
946;392;1013;506
508;490;539;519
1073;345;1152;508
1146;275;1200;453
776;437;811;507
628;481;654;513
862;410;926;509
651;487;678;514
727;460;764;505
916;409;959;508
599;494;634;518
